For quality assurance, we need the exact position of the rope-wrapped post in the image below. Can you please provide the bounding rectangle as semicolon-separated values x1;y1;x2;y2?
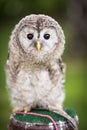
8;108;78;130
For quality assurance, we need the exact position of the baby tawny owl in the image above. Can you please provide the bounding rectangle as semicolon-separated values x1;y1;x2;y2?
5;14;77;129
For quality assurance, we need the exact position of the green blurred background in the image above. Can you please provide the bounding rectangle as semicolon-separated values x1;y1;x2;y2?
0;0;87;129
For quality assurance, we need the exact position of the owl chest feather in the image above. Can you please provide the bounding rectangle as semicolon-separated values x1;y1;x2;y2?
17;64;62;92
32;70;52;91
9;59;65;109
18;68;53;93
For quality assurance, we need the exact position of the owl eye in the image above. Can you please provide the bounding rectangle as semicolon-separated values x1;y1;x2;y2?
44;34;50;40
27;33;33;40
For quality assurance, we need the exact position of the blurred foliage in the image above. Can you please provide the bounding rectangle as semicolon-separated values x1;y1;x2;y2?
0;0;69;20
0;0;87;130
67;0;87;58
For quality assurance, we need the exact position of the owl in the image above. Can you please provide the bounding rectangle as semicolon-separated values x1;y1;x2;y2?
5;14;77;129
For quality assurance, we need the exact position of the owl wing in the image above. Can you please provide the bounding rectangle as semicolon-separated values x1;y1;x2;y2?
48;58;66;85
5;47;19;84
58;58;66;74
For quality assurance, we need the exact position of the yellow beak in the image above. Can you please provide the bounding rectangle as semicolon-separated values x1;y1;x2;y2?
36;39;41;52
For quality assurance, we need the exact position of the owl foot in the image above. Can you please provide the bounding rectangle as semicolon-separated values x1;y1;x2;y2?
10;108;20;119
12;108;20;114
48;104;63;112
24;107;31;113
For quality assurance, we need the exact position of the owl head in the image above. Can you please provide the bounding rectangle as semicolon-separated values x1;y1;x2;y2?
9;14;65;63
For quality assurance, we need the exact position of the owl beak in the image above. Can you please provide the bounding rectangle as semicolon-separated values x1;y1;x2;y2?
36;39;41;52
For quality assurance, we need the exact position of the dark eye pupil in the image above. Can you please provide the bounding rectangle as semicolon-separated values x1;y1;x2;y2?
44;34;50;40
27;34;33;40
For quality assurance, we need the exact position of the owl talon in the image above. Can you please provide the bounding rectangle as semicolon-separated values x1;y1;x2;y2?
12;108;20;114
48;104;63;112
24;107;31;113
